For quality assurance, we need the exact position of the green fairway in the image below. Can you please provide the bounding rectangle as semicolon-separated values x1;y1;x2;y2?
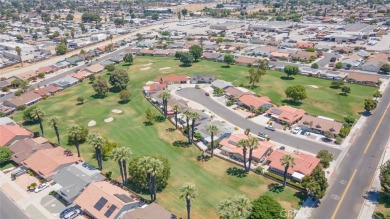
11;57;308;218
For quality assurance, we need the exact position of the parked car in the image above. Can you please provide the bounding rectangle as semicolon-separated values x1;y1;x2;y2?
258;131;268;138
61;208;81;219
279;146;286;150
177;86;182;91
291;127;301;134
34;183;49;193
11;168;26;177
205;92;210;96
265;125;276;131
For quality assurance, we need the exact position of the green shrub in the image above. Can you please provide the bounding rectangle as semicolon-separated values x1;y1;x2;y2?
264;172;305;190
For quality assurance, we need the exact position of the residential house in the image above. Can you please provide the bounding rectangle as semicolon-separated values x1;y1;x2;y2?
291;51;316;61
143;81;167;96
122;203;176;219
52;162;105;203
235;57;258;67
341;58;362;69
52;76;79;88
265;149;320;182
4;91;42;108
299;67;322;76
0;125;33;146
195;120;234;145
52;61;71;69
137;49;154;56
224;87;253;99
108;56;123;64
346;72;380;86
298;115;344;136
36;66;56;74
9;138;53;164
100;60;116;67
72;70;92;80
318;70;348;80
219;134;274;163
15;70;38;81
0;104;16;116
252;46;278;57
86;64;105;74
266;106;306;125
211;79;233;89
270;51;290;60
190;74;216;84
202;52;223;61
178;109;209;127
33;85;62;97
361;61;383;73
66;56;83;66
295;42;314;49
153;49;171;57
237;94;274;110
0;117;16;125
74;181;142;219
154;74;188;85
22;147;81;180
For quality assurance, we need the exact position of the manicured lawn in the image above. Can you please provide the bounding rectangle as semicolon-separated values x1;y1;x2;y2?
10;57;307;218
0;161;15;171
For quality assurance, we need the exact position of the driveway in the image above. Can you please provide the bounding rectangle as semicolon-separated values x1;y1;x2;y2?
316;52;341;68
177;88;342;158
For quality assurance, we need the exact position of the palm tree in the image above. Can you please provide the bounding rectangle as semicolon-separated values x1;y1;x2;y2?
183;110;192;142
237;139;248;170
172;104;180;129
280;154;296;187
160;91;171;118
67;124;82;157
110;147;125;185
190;112;200;143
206;124;219;157
218;199;235;219
121;147;132;183
87;132;105;170
138;157;153;200
32;108;44;137
246;136;259;172
70;30;75;39
218;195;252;219
80;49;86;61
150;158;163;201
15;46;22;67
233;195;252;218
48;116;60;145
108;34;113;45
180;183;198;219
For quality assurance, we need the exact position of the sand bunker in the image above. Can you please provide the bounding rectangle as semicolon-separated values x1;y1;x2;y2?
112;109;123;114
141;67;151;71
104;117;113;123
159;67;171;70
143;63;153;67
308;85;319;88
88;120;96;127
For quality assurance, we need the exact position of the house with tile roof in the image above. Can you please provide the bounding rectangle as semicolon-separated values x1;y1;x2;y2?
154;74;188;85
86;64;105;74
219;134;274;163
266;106;306;125
238;94;274;110
143;81;167;96
74;181;142;219
33;85;62;97
122;203;176;219
22;147;81;179
265;149;320;182
298;115;344;136
0;125;33;146
4;91;42;108
9;138;53;164
346;72;380;86
72;70;92;80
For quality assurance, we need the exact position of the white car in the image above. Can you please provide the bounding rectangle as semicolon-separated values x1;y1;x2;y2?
177;87;182;91
34;183;49;193
291;127;301;134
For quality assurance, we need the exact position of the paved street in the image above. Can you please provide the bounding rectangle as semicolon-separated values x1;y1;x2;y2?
177;88;342;158
0;190;30;219
308;85;390;219
316;53;341;68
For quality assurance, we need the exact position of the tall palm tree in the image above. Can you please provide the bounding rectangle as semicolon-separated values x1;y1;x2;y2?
138;156;153;200
183;110;192;142
67;124;82;157
110;147;125;185
280;154;296;187
108;34;113;45
121;147;132;183
160;91;171;118
180;183;198;219
80;49;86;61
150;158;163;202
246;136;259;172
206;124;219;157
87;132;105;170
48;116;60;145
190;112;200;143
32;108;44;137
172;104;180;129
15;46;22;67
237;139;248;170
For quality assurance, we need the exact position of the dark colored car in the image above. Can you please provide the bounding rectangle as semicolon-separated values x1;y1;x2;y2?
279;146;286;150
205;92;210;96
60;207;80;218
258;132;268;138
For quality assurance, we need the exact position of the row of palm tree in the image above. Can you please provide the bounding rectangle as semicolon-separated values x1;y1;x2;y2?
160;91;171;118
110;147;132;185
237;128;259;172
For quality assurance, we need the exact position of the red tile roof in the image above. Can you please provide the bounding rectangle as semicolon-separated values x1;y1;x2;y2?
0;125;32;146
266;150;320;176
154;74;187;84
267;106;306;124
36;66;55;73
72;70;92;80
238;94;273;109
33;85;62;97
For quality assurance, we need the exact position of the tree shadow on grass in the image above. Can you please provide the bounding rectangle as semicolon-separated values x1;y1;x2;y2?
226;167;248;178
122;63;132;67
294;192;308;206
221;65;231;68
179;64;193;68
282;99;302;107
268;183;284;193
22;120;38;126
143;121;153;126
172;140;191;148
90;94;106;99
338;93;348;96
280;76;295;80
118;100;130;104
377;192;390;208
